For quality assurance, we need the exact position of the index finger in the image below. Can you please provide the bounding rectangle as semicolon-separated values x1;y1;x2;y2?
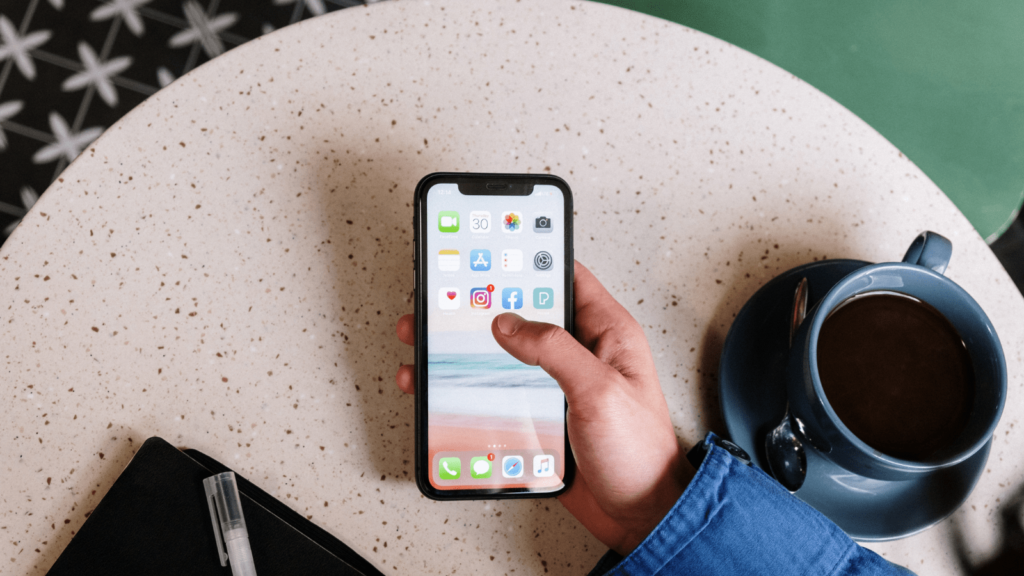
572;261;642;347
572;261;655;379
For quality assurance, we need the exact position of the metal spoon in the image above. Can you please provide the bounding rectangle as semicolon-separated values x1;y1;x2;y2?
765;277;808;492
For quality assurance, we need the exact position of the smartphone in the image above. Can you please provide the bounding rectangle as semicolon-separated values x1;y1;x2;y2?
413;173;575;500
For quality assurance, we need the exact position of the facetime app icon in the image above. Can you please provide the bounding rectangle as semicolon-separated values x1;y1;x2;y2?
438;211;459;233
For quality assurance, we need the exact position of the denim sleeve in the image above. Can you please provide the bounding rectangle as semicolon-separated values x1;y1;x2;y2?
589;434;915;576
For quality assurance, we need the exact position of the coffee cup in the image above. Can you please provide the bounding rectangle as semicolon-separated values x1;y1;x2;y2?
785;231;1006;481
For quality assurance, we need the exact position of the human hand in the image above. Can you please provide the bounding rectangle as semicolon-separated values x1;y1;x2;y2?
395;261;693;555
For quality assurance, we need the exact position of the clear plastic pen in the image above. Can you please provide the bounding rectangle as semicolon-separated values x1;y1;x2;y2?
204;472;258;576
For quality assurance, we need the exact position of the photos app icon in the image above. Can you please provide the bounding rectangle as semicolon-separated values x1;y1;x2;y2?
501;211;524;233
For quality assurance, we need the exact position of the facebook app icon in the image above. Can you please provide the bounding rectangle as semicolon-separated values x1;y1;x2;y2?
470;249;491;271
502;287;523;310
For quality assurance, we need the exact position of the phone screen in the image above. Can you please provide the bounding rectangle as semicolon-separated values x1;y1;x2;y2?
420;177;571;495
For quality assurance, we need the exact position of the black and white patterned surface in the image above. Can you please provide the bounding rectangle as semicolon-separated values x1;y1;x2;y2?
0;0;369;242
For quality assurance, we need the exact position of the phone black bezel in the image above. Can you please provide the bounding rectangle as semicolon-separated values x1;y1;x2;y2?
413;172;576;500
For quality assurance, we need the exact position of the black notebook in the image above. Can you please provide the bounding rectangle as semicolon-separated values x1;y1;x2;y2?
47;437;383;575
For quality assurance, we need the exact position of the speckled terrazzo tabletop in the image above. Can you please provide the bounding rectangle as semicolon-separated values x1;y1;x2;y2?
1;1;1021;574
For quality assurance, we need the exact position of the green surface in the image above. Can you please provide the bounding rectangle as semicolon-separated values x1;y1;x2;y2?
598;0;1024;241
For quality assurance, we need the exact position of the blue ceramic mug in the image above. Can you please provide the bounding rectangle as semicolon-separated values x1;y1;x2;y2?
786;231;1007;481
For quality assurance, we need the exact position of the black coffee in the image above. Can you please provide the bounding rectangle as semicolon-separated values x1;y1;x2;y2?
816;292;974;461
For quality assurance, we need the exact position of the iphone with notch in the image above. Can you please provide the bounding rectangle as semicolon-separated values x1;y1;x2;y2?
413;173;574;500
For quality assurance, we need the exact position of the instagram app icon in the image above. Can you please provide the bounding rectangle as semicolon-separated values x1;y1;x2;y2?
470;287;491;309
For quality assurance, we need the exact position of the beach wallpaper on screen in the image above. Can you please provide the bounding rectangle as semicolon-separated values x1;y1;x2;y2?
426;183;567;489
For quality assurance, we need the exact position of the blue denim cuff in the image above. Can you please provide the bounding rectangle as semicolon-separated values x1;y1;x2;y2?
589;433;915;576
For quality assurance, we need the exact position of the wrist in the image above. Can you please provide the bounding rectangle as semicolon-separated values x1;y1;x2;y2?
612;455;694;556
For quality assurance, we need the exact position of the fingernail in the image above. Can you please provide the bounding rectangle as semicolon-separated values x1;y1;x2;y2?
496;313;525;336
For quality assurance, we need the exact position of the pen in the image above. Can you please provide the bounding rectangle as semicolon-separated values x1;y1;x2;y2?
204;472;258;576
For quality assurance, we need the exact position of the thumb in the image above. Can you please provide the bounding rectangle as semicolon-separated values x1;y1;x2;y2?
492;313;616;405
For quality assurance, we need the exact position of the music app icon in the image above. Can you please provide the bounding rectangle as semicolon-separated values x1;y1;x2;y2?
533;454;555;478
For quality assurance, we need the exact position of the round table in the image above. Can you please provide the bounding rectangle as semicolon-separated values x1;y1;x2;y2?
2;1;1020;574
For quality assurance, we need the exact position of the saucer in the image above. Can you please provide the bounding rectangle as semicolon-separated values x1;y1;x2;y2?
719;259;991;542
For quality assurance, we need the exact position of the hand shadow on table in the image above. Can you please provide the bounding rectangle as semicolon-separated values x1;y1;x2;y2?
949;482;1024;575
312;148;421;486
34;432;142;576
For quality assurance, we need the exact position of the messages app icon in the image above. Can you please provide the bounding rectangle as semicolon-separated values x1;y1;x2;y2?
533;288;554;309
439;457;461;480
470;457;492;479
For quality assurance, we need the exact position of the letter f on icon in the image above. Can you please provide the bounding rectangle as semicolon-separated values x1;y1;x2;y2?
502;287;523;309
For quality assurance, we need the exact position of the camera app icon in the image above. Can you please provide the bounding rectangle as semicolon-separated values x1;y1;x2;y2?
534;216;553;233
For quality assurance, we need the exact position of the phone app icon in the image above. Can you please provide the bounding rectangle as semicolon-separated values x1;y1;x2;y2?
502;287;523;310
502;456;524;478
534;455;555;477
439;457;461;480
533;288;554;309
501;211;523;233
534;216;553;233
438;249;460;272
533;251;553;271
438;287;460;310
502;249;523;272
470;456;492;479
438;211;460;233
470;249;491;271
470;287;491;309
470;211;491;233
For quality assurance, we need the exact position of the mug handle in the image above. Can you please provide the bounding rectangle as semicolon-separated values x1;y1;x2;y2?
902;231;952;275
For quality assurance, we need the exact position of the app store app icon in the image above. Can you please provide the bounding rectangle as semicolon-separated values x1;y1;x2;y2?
470;249;491;271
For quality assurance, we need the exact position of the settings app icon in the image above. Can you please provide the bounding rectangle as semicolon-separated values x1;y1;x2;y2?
533;251;553;271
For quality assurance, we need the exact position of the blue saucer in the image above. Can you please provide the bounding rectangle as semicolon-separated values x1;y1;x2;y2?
719;259;991;542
